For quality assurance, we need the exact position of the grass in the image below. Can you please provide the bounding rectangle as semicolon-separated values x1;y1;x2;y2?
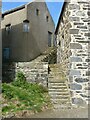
2;72;52;117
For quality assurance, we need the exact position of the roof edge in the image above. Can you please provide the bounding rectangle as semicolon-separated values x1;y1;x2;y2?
2;4;26;18
55;1;67;35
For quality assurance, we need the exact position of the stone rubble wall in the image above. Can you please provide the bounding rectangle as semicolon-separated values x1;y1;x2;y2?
2;47;57;86
57;0;90;106
3;62;48;87
16;62;48;87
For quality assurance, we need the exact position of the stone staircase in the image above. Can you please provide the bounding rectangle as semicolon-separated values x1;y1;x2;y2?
48;64;71;109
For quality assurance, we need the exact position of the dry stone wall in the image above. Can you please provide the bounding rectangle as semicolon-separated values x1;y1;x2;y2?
3;62;48;87
16;62;48;87
57;0;90;106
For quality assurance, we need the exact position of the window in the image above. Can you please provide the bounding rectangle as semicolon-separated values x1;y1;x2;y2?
48;31;52;47
62;34;64;39
5;24;11;34
58;41;61;46
36;9;40;16
23;20;29;32
46;16;49;22
3;48;10;60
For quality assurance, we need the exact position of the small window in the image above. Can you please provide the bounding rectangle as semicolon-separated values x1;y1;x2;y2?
62;34;64;39
36;9;40;16
58;41;61;46
23;20;29;32
3;48;10;60
48;31;52;47
5;24;11;34
46;16;49;22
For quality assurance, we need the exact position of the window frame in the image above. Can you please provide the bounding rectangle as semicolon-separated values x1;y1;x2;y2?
5;24;11;34
3;47;10;60
36;9;40;16
46;16;49;22
23;20;30;33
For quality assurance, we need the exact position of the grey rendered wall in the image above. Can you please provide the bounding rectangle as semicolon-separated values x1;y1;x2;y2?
2;2;55;62
26;2;55;61
2;8;27;61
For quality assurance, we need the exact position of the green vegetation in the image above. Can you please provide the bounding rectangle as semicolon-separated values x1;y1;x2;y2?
2;71;52;117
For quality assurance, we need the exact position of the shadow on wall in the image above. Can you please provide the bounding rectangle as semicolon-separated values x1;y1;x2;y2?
2;62;16;83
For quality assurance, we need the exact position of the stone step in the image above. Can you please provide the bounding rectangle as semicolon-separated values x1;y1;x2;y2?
50;69;64;71
48;83;66;86
49;92;69;95
50;68;63;71
49;89;68;92
48;86;67;89
48;78;66;81
53;104;71;109
49;94;70;97
48;80;66;83
49;75;65;78
49;72;63;76
51;99;69;104
50;96;69;99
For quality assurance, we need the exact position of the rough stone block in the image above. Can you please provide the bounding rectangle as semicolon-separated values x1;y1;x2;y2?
85;86;90;90
70;57;82;62
69;4;80;10
75;37;84;40
74;35;81;37
86;71;90;76
80;94;90;98
70;43;82;49
77;26;87;29
70;83;82;90
75;78;89;83
82;18;90;22
78;1;89;4
87;11;90;16
78;66;88;69
70;29;79;34
77;40;89;43
72;98;86;105
76;11;85;16
85;33;90;37
76;64;82;66
69;17;80;21
70;70;81;76
86;59;90;62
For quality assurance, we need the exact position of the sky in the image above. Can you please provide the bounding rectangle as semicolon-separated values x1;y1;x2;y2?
2;1;64;27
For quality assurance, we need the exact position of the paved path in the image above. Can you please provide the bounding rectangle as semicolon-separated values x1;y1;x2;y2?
30;108;88;118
